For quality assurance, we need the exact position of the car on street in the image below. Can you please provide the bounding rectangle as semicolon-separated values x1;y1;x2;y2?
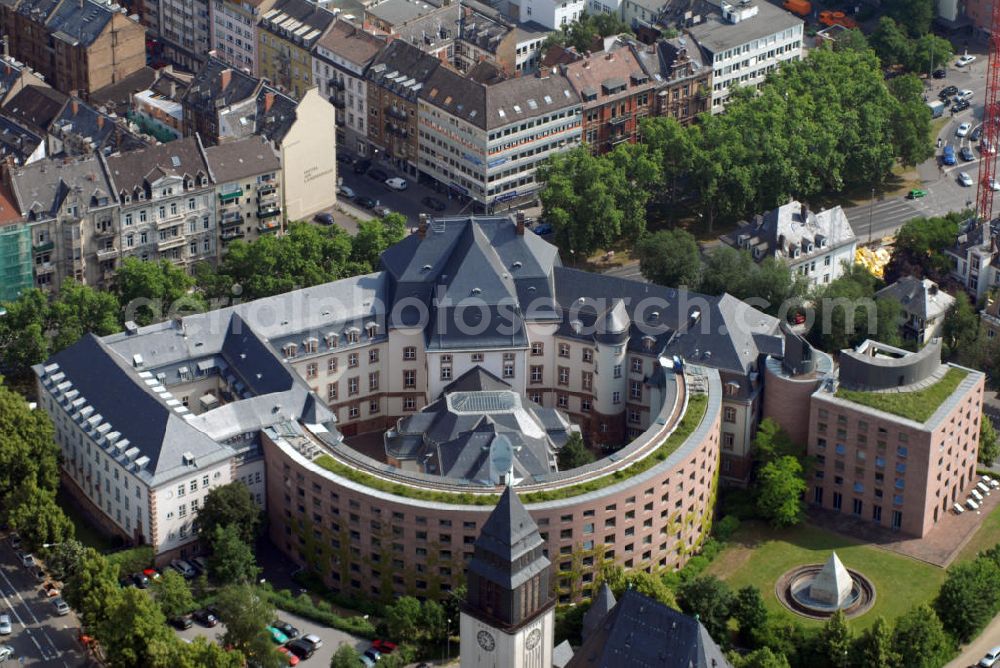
972;126;984;141
192;609;218;627
933;68;947;78
266;625;288;644
0;646;13;661
337;185;355;200
957;54;977;67
959;171;974;186
300;633;323;650
313;212;335;225
285;638;315;660
372;639;398;654
169;616;193;630
353;196;375;210
7;533;20;549
942;145;957;165
952;99;972;113
353;159;372;174
956;89;975;101
368;168;389;182
421;196;446;212
906;189;927;199
940;85;959;98
52;597;70;616
170;560;196;579
132;573;150;589
41;581;60;598
962;146;975;161
277;646;300;666
272;620;299;640
385;177;408;191
0;614;11;635
979;646;1000;667
533;223;553;235
991;178;1000;191
19;553;35;568
373;204;393;217
958;122;972;137
189;557;208;575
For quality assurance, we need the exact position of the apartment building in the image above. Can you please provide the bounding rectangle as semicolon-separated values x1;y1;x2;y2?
366;40;442;177
720;200;857;289
455;6;550;76
876;277;955;347
257;0;336;99
807;340;984;537
636;37;711;126
563;45;655;153
210;0;276;75
417;66;582;209
47;97;147;158
507;0;583;29
364;0;459;61
687;0;802;112
947;220;999;303
205;135;283;248
0;0;146;97
105;136;217;273
311;19;384;156
183;59;263;144
143;0;212;71
6;154;119;290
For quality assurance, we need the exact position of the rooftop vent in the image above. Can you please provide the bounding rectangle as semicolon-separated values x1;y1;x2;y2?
181;452;196;466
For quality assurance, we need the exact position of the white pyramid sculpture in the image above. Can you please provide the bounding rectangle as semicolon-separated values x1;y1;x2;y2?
809;552;853;607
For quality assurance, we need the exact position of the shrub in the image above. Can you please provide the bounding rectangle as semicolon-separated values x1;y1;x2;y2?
260;584;377;638
714;515;741;541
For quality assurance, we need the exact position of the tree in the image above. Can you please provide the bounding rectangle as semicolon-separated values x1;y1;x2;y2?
753;419;800;466
64;548;122;629
116;257;204;325
980;419;999;466
44;539;87;582
214;584;276;657
884;214;964;284
833;29;870;54
0;375;61;517
196;482;262;546
699;246;756;298
47;280;122;352
676;575;732;642
731;585;768;647
756;456;806;528
422;599;448;644
808;266;901;352
331;644;362;668
730;647;791;668
599;563;677;608
886;0;933;36
870;18;913;68
887;74;933;167
170;637;245;668
641;116;696;209
557;432;595;470
942;294;979;360
96;586;175;667
153;569;194;620
907;33;954;74
350;213;407;269
384;596;423;643
934;558;1000;642
816;610;852;667
6;480;74;549
208;523;261;586
636;229;701;288
891;604;953;668
854;616;898;668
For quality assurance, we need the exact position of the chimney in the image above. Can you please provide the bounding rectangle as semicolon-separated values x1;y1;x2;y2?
264;91;275;112
800;202;808;221
418;213;428;239
220;68;232;91
515;211;525;235
71;99;79;115
97;115;104;129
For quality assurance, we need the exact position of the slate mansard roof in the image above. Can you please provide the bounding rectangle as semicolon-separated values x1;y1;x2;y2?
721;199;856;266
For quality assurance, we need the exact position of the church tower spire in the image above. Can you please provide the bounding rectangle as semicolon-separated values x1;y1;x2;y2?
460;486;556;667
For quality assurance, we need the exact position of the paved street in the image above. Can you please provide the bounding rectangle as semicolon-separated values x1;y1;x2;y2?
945;609;1000;668
173;606;369;667
0;539;85;667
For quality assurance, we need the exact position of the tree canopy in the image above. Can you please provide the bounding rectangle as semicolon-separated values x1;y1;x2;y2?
208;523;261;586
676;575;733;642
197;481;262;546
636;229;702;288
557;432;595;470
884;213;965;284
116;257;205;326
756;456;807;528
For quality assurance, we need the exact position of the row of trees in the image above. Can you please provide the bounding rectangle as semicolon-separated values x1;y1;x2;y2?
0;214;409;382
868;18;954;73
539;45;933;258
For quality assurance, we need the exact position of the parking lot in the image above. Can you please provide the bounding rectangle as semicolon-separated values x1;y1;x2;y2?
0;537;85;667
172;606;370;666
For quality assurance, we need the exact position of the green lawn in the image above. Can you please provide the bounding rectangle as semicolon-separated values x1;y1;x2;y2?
834;368;968;423
956;501;1000;564
57;487;115;552
704;521;946;630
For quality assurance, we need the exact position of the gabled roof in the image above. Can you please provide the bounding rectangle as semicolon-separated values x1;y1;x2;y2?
45;0;120;48
183;58;261;117
582;583;616;637
876;277;955;322
105;136;210;195
8;153;115;219
720;200;856;265
366;39;442;101
567;590;732;668
314;19;385;67
2;85;68;135
259;0;336;48
205;136;280;183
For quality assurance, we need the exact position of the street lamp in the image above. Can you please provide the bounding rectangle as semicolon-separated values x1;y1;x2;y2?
42;543;62;548
446;618;451;662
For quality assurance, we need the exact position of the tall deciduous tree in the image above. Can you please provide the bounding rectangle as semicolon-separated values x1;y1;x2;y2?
886;0;934;36
384;595;424;642
756;456;806;528
350;213;408;269
331;644;362;668
214;584;276;657
979;419;999;466
116;257;205;325
870;17;913;68
557;432;595;470
730;647;791;668
208;523;261;586
854;616;898;668
636;229;702;288
816;610;852;667
676;575;733;642
942;294;979;360
599;564;677;608
97;586;175;667
891;604;953;668
6;480;74;549
64;548;122;629
731;585;768;647
934;558;1000;642
196;482;262;546
153;569;195;620
884;214;964;284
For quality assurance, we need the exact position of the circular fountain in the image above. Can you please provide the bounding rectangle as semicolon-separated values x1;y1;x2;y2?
775;552;876;619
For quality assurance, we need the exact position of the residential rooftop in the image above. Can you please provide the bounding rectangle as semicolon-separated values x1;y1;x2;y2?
687;0;803;55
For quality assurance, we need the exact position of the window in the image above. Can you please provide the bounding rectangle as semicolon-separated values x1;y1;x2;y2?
559;343;570;358
404;396;416;411
582;348;593;363
369;349;379;363
613;364;622;378
531;342;543;356
530;366;543;383
348;353;359;368
404;370;416;389
348;377;359;395
631;358;642;373
440;356;452;380
581;399;591;413
368;371;379;391
369;399;380;414
582;372;593;391
613;391;621;404
403;346;416;361
723;407;736;423
327;383;338;402
630;381;642;401
558;367;569;385
557;394;568;408
328;357;338;373
348;406;359;419
722;433;735;451
503;358;515;379
471;352;484;363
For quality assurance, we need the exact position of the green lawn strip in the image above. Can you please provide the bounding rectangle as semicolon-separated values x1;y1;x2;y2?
956;502;1000;564
834;368;968;422
704;521;946;630
314;393;708;506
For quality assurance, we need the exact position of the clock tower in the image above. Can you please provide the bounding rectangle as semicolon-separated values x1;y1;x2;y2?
460;486;555;668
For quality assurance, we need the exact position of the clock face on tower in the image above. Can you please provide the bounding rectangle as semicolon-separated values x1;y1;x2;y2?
477;630;496;651
526;628;542;650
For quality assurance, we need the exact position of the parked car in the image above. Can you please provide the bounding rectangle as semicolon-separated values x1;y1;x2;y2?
373;204;393;217
355;196;377;209
906;189;927;199
959;171;974;186
170;560;197;579
132;573;150;589
956;88;975;101
32;567;45;582
933;68;947;78
313;212;335;226
957;54;977;67
336;153;354;166
189;556;208;575
41;581;60;598
337;185;356;200
957;122;972;137
277;646;300;666
952;99;971;113
20;553;35;568
372;639;398;654
52;597;70;616
972;125;984;141
533;223;553;235
368;168;389;182
385;177;408;191
0;645;13;661
942;145;957;165
266;625;289;645
0;614;11;635
272;620;300;640
169;616;193;630
300;633;323;650
979;646;1000;668
962;146;976;161
285;638;316;660
364;648;382;662
421;196;446;212
7;533;20;549
192;609;218;627
353;159;372;174
940;85;959;98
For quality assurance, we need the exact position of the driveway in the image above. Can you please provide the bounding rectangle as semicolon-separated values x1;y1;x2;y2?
944;610;1000;668
173;606;370;666
0;539;86;666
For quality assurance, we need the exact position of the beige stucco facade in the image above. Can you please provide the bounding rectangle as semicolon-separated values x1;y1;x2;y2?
280;87;337;222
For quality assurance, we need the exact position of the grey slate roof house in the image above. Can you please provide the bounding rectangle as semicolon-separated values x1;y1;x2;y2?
876;277;955;346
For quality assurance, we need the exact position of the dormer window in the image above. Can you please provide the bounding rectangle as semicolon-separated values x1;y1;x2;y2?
283;343;298;358
304;337;318;354
324;333;338;349
366;323;379;338
346;328;359;344
792;248;801;258
642;336;656;351
807;243;814;253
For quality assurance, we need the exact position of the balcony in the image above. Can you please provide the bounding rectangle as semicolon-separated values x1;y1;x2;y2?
35;262;55;275
33;241;54;253
156;212;184;229
257;184;276;198
94;225;117;238
220;210;243;226
157;235;185;252
329;77;345;91
257;220;281;233
385;123;409;139
220;228;245;242
258;206;281;219
218;189;243;204
386;106;408;121
330;93;345;109
95;247;118;261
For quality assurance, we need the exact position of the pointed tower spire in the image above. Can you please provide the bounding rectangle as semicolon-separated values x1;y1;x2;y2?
582;582;617;637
